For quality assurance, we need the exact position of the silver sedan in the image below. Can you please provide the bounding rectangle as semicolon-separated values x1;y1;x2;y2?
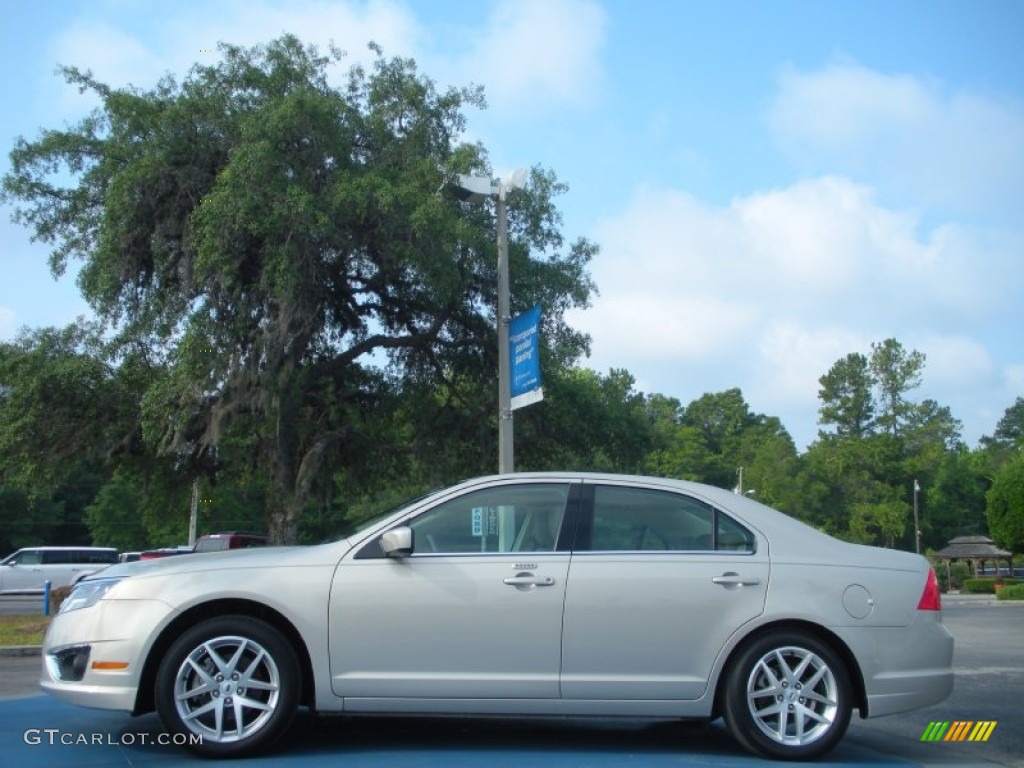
41;473;953;760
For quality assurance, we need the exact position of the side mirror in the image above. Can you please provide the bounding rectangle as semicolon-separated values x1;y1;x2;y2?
380;526;413;558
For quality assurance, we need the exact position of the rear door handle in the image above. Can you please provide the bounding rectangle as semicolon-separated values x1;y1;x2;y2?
503;575;556;587
712;572;761;587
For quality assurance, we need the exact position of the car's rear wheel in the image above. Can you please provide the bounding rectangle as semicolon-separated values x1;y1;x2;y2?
722;630;852;760
154;615;299;757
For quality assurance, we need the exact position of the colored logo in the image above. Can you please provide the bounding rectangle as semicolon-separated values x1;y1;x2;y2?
921;721;997;742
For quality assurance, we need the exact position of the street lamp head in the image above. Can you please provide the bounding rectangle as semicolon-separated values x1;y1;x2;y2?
505;168;528;191
454;174;497;204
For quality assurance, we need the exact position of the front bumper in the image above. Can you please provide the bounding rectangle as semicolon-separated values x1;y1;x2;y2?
41;598;173;712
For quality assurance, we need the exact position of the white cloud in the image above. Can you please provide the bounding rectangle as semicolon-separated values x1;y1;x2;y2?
43;20;167;114
445;0;607;112
908;335;1024;446
577;294;756;361
570;175;1023;449
1004;365;1024;394
0;307;15;340
41;0;605;123
919;334;995;391
767;60;1024;219
45;1;422;97
752;321;868;415
179;0;423;73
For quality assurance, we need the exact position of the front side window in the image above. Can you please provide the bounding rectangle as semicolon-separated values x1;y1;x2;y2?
586;485;755;553
408;483;571;555
8;549;43;565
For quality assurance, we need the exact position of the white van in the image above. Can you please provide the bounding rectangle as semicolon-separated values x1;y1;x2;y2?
0;547;118;593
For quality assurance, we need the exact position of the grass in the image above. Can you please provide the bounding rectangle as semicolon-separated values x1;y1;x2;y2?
0;614;50;646
996;583;1024;601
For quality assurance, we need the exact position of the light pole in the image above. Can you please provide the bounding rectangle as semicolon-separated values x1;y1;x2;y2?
453;170;527;474
913;479;921;554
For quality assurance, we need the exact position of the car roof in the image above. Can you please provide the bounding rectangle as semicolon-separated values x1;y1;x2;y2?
438;472;906;565
7;545;117;551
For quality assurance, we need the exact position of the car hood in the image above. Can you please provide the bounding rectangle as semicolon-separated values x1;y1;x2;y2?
81;540;353;582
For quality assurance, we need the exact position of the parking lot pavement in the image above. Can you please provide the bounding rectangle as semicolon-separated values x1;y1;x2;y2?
0;595;49;616
0;654;40;699
1;696;953;768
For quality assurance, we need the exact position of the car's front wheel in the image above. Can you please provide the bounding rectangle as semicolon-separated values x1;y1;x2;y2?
154;615;300;757
722;630;852;760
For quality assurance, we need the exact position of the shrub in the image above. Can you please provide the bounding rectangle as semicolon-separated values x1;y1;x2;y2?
996;583;1024;601
963;578;998;594
951;562;971;590
934;562;973;592
963;578;1022;594
48;586;73;614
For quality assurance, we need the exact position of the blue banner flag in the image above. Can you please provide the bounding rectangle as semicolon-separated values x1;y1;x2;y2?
509;305;543;411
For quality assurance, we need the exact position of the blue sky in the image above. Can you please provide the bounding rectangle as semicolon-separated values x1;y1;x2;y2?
1;0;1022;451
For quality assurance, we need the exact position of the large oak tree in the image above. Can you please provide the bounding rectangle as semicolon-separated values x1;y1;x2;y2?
2;37;596;543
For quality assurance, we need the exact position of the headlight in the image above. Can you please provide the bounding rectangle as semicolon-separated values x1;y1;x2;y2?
59;578;123;614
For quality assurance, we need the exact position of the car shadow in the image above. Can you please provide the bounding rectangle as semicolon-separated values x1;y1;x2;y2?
287;713;746;764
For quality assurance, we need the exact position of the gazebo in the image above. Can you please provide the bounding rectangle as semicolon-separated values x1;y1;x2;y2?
931;535;1014;588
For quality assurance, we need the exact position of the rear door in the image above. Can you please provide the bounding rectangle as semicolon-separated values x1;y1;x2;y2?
560;481;769;701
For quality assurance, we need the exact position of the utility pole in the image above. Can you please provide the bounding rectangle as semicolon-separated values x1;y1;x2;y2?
453;171;526;474
495;183;513;474
913;479;921;554
188;478;198;547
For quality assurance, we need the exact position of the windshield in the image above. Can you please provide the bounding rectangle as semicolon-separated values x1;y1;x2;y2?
335;488;441;540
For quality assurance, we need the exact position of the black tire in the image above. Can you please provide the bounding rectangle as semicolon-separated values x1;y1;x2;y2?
154;615;300;758
722;630;852;760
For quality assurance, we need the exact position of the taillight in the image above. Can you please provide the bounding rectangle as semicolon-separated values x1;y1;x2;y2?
917;568;942;611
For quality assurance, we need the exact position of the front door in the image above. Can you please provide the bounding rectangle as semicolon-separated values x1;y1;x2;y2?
329;481;574;702
0;549;45;592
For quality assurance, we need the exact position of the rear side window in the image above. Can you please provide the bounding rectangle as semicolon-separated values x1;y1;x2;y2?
194;538;229;552
583;485;755;553
44;549;117;564
717;514;757;551
42;550;75;564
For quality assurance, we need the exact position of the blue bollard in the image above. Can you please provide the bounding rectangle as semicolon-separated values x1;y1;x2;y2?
43;580;51;616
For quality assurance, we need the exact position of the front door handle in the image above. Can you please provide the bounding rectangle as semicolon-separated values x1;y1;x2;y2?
712;572;761;587
503;575;556;587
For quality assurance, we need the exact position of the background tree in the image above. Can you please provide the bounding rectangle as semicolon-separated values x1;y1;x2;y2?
641;393;709;482
869;338;925;438
984;397;1024;449
2;37;595;543
516;368;650;473
0;323;144;489
986;452;1024;551
980;397;1024;472
637;388;797;499
678;389;758;490
84;470;150;551
817;352;874;438
0;487;82;553
733;422;800;510
922;447;990;549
